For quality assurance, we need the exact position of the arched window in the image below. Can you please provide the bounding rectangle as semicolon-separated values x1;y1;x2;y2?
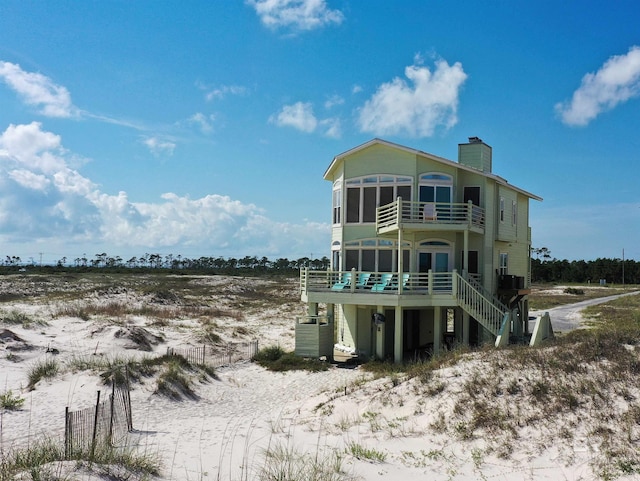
419;173;453;204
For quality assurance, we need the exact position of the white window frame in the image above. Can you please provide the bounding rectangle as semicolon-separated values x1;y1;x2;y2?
332;180;342;225
499;252;508;275
343;238;410;272
345;175;413;225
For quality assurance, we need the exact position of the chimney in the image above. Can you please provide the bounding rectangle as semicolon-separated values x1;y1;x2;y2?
458;137;492;172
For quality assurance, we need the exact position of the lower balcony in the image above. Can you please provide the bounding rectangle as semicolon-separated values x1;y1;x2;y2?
300;269;459;307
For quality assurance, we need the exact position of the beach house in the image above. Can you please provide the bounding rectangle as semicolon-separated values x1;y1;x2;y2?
297;138;542;363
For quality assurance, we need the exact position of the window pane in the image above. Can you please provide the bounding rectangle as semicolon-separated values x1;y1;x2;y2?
346;188;360;223
362;250;375;271
378;250;392;272
345;250;359;270
363;186;377;223
463;186;480;206
379;186;393;206
397;185;411;202
419;185;434;203
435;186;451;203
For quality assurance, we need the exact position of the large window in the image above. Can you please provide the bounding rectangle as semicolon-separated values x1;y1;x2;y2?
345;175;412;224
343;239;410;272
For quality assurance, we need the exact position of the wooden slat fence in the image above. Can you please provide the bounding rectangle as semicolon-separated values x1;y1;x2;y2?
64;378;133;459
166;340;259;368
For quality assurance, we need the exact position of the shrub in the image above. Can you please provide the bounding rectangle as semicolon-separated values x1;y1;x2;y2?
564;287;585;295
254;346;329;372
0;389;25;410
254;345;286;362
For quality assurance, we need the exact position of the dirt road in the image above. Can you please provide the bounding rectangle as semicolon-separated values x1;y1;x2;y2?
531;290;640;332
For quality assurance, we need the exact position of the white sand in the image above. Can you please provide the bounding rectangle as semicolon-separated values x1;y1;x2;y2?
0;276;636;480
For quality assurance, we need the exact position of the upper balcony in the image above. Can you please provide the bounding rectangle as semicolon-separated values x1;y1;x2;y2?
376;199;485;236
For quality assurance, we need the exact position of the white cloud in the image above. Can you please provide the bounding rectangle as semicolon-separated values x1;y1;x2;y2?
0;61;77;118
0;122;330;258
324;94;344;109
202;84;248;102
247;0;343;31
555;46;640;126
320;117;341;138
0;122;66;173
143;136;176;156
8;169;50;191
270;101;317;132
357;58;467;137
188;113;216;133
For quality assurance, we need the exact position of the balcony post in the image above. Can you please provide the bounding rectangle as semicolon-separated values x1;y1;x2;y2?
467;200;473;226
463;229;469;276
452;269;458;297
397;196;403;228
350;267;356;292
397;228;403;294
428;269;433;295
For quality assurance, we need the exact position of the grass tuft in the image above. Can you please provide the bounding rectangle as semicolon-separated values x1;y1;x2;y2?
27;357;59;390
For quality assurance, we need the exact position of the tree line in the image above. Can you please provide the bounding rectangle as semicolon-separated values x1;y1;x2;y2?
531;248;639;284
1;253;330;275
2;249;638;284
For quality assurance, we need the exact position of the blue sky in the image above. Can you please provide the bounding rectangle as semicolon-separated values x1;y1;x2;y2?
1;0;639;264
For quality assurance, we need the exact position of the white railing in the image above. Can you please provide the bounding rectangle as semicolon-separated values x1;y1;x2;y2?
300;268;508;337
456;275;506;336
464;272;509;313
377;199;485;231
300;269;455;294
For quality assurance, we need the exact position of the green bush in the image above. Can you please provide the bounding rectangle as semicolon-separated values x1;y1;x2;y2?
564;287;585;295
0;389;25;410
254;346;329;372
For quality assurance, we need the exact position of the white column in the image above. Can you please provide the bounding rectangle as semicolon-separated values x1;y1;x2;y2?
433;306;442;355
394;306;403;363
375;307;385;359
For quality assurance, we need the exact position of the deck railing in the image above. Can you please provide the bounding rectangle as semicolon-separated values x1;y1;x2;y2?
300;269;454;294
300;268;508;337
377;199;485;231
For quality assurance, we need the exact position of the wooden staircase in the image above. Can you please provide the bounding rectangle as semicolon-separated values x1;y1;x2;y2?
455;273;510;337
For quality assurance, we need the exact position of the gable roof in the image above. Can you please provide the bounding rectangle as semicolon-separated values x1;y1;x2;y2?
325;138;542;201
